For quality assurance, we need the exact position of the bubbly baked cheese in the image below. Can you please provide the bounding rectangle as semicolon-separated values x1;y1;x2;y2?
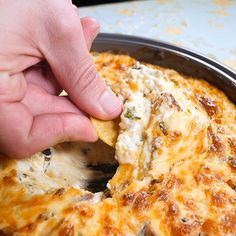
0;52;236;236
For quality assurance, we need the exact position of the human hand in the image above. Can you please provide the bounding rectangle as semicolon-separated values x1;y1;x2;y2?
0;0;122;158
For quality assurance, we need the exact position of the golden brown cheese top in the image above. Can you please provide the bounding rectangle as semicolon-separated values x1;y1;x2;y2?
0;52;235;236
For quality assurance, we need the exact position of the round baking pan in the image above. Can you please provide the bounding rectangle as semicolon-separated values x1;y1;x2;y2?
92;33;236;104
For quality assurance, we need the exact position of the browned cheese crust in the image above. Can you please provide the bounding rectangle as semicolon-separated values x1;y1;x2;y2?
0;52;235;236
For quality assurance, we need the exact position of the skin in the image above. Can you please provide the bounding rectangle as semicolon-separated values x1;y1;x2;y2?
0;0;122;158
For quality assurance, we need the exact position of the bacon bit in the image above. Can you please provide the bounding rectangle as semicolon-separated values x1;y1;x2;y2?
167;201;179;217
133;191;149;211
76;205;94;218
221;211;236;233
37;212;54;221
165;176;182;190
155;93;182;111
2;169;16;186
19;223;36;233
173;215;203;236
26;223;35;231
103;225;120;236
183;199;197;211
140;223;157;236
230;196;236;204
171;223;199;236
58;224;74;236
195;168;223;185
104;225;113;235
115;63;127;71
215;118;222;124
168;131;182;144
156;190;169;201
211;134;224;153
2;175;15;186
0;230;7;236
153;97;163;111
198;96;218;117
122;192;136;206
149;177;164;194
53;188;65;197
120;180;131;189
195;167;211;185
120;64;127;71
159;121;168;135
151;122;160;137
217;126;225;134
195;172;213;185
172;225;195;236
207;127;224;155
63;204;94;218
227;156;236;170
227;179;236;191
102;62;109;67
195;129;208;154
228;138;236;154
202;219;219;235
110;82;123;95
214;172;223;181
77;193;94;201
151;137;162;152
154;93;182;112
164;93;182;112
150;178;162;185
211;191;227;207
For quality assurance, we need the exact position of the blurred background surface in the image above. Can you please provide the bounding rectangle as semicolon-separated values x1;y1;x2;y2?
73;0;131;6
75;0;236;72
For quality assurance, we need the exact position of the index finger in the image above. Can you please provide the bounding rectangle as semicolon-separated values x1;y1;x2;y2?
38;2;122;120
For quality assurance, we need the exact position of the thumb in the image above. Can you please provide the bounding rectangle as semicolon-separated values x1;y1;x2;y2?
40;6;122;120
80;16;100;50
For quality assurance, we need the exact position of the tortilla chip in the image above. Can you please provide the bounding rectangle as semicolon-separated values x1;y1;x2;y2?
91;117;120;147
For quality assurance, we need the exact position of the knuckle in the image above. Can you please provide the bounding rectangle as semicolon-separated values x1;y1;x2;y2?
0;126;31;160
56;18;78;38
47;18;77;41
0;73;26;102
72;63;100;95
44;2;78;40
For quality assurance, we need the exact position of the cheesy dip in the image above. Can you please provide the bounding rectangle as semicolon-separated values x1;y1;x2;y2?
0;52;235;236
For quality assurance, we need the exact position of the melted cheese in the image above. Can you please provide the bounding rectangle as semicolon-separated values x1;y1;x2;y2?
0;52;235;236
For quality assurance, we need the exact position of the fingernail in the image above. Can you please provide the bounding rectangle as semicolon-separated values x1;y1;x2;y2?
99;90;122;116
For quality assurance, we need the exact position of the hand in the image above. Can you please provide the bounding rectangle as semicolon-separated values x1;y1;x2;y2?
0;0;122;158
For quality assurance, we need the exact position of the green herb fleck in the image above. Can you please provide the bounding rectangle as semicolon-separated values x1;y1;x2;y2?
124;108;141;120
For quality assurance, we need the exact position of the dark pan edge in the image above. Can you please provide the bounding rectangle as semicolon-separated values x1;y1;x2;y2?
92;33;236;104
95;33;236;78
